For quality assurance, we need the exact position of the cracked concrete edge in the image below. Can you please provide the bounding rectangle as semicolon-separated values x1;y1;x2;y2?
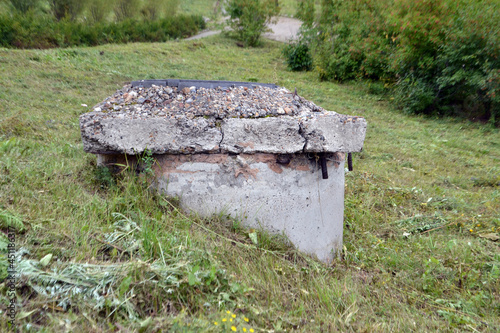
300;113;367;153
80;115;222;155
220;117;305;154
80;112;367;155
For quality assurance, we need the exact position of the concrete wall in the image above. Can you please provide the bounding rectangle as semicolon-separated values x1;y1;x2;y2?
147;153;346;262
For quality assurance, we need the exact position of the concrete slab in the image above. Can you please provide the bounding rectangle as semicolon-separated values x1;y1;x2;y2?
80;81;367;155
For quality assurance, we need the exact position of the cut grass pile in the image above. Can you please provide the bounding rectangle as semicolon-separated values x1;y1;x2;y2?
0;33;499;331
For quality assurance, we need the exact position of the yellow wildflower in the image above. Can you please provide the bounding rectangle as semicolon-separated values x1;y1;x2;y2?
232;314;236;318
244;317;249;322
214;322;218;326
222;318;227;322
231;326;237;332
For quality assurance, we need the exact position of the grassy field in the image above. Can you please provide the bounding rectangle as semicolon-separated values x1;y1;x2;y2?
0;25;499;333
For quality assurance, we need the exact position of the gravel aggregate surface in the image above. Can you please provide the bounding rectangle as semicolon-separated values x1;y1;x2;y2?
90;84;330;126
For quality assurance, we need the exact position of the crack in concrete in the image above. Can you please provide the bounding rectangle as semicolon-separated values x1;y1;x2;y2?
218;121;224;153
298;122;309;153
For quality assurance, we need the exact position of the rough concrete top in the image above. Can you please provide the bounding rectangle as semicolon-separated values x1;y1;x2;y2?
80;80;367;155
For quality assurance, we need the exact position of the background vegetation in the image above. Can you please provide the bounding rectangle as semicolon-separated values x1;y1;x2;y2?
0;0;205;48
0;0;499;332
296;0;500;124
225;0;281;47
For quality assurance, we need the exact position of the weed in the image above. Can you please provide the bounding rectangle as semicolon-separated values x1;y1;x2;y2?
94;165;116;189
137;148;155;176
0;208;25;232
212;310;256;332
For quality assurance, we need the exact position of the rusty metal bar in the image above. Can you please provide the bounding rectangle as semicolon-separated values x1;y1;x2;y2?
320;153;328;179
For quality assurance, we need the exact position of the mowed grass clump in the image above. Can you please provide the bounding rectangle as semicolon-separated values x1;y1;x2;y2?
0;34;499;331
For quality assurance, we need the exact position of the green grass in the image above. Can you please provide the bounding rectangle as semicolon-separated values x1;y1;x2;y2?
0;32;499;332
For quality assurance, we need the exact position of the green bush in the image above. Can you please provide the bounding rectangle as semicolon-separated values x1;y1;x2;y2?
282;41;312;71
314;0;390;81
0;12;59;48
312;0;499;124
0;12;206;48
226;0;280;47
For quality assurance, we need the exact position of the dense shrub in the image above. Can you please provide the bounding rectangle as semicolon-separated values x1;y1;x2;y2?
312;0;499;124
0;12;206;48
282;42;312;71
225;0;280;47
314;0;391;81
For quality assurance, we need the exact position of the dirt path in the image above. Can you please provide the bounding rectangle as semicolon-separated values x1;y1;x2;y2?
186;16;303;42
263;17;302;42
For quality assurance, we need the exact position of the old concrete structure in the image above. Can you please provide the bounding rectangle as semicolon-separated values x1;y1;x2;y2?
80;79;367;262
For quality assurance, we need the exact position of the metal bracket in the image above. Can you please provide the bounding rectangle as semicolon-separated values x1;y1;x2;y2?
319;153;328;179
